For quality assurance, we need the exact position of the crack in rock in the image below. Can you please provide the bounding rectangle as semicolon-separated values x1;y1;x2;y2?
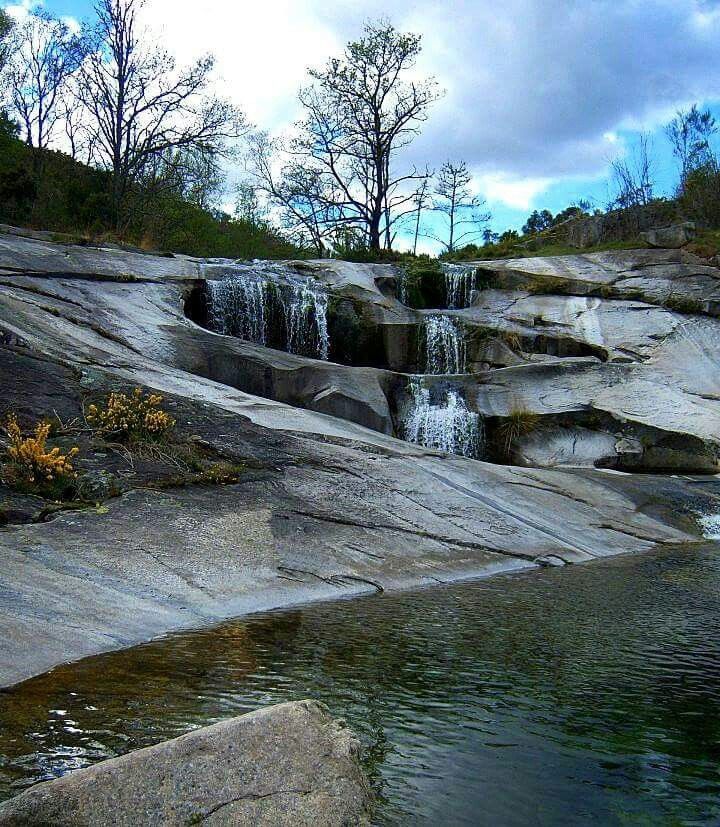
196;787;312;821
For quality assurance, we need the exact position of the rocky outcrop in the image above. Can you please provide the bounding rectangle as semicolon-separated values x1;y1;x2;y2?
640;221;696;248
557;203;680;248
470;248;720;314
0;231;719;688
0;700;372;826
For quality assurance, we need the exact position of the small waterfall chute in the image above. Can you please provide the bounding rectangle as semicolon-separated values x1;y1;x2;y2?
284;279;330;361
206;273;268;345
442;263;476;309
204;265;330;360
396;270;409;305
400;380;484;459
423;314;466;374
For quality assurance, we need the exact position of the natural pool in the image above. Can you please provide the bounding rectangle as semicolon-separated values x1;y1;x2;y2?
1;544;720;825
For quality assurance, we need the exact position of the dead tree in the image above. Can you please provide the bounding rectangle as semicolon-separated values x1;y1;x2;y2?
76;0;245;227
428;161;490;253
6;12;81;149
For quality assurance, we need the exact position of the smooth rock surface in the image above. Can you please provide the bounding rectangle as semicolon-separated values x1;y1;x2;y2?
0;700;371;826
470;248;720;313
1;232;719;688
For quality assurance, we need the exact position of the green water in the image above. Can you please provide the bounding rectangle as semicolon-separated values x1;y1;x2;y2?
1;545;720;825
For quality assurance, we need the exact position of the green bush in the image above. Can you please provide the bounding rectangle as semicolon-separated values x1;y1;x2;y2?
0;127;305;260
679;163;720;228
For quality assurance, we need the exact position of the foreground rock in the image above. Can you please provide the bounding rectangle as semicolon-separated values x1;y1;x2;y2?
0;700;371;826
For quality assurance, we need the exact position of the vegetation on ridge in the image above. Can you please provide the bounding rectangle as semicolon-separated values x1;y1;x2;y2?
1;2;720;263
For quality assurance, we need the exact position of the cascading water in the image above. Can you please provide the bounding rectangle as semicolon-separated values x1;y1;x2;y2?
699;513;720;540
206;274;268;345
396;270;409;305
423;314;466;374
442;263;476;309
284;280;330;361
205;266;330;360
400;379;484;459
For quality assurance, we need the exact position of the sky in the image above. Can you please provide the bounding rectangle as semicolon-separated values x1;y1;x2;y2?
5;0;720;251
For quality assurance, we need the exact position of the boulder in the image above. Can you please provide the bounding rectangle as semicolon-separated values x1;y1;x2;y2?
640;222;696;248
0;700;372;826
469;248;720;314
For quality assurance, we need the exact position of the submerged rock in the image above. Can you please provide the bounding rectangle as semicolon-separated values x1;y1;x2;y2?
0;700;372;826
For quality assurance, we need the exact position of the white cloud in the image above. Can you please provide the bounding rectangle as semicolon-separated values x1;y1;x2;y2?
4;1;79;33
475;173;551;210
139;0;340;129
4;0;40;21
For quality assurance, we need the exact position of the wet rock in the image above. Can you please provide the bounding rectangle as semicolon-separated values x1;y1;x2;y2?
1;230;719;688
0;700;372;826
74;469;119;502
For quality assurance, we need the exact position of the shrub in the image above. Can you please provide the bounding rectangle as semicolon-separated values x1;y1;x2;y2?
87;388;175;441
496;406;541;457
680;163;720;228
1;414;79;496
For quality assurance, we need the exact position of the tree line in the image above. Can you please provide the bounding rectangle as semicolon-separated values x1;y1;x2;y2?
1;2;717;260
0;3;493;257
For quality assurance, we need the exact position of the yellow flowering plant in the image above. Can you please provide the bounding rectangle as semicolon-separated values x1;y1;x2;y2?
86;388;175;441
2;414;79;494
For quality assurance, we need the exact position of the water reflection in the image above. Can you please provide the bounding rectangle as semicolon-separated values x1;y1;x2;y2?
1;545;720;825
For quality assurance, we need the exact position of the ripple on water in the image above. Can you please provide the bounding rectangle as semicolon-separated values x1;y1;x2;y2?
1;545;720;825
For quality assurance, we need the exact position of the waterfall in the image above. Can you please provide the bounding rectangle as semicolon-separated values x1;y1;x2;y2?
206;274;268;346
423;315;466;374
284;279;330;361
442;263;475;309
700;513;720;540
205;268;330;360
401;380;484;459
396;270;409;305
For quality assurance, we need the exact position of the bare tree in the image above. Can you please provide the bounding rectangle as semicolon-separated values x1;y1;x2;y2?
76;0;245;226
428;160;490;253
59;88;91;161
247;130;334;255
139;146;224;210
6;12;81;149
290;20;442;252
610;133;654;210
411;176;431;255
665;104;717;187
0;8;12;74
